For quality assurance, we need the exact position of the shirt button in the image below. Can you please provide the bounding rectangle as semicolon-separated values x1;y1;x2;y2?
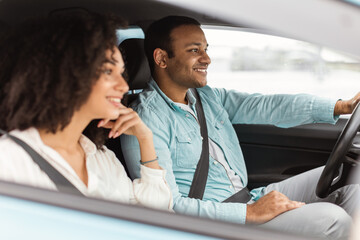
187;137;191;142
220;120;224;124
213;161;218;165
185;114;190;117
229;185;233;189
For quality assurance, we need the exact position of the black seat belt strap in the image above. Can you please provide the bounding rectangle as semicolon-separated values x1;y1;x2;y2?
186;90;252;203
0;129;84;196
188;88;209;200
222;187;251;203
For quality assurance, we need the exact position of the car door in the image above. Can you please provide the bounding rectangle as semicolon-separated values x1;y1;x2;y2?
0;180;315;240
235;120;346;189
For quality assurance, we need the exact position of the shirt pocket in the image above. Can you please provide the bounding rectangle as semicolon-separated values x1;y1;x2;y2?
175;130;201;169
214;109;229;130
213;109;240;147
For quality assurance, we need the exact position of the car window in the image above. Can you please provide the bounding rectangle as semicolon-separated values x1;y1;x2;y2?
344;0;360;6
203;26;360;100
116;27;144;45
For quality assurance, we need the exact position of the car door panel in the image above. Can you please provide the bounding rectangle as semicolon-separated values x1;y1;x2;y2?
233;118;347;189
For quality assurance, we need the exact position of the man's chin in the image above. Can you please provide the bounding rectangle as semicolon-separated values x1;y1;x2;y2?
183;78;207;89
195;79;207;88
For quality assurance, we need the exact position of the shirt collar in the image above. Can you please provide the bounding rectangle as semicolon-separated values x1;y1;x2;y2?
148;79;197;112
79;134;97;156
17;127;97;156
186;90;197;106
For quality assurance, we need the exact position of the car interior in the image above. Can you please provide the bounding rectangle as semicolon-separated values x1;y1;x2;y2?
105;37;150;177
105;22;360;191
1;0;360;239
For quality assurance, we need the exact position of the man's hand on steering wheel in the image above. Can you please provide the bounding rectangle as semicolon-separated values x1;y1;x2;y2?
334;92;360;115
316;92;360;198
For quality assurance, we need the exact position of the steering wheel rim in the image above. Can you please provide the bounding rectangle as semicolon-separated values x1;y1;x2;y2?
316;102;360;198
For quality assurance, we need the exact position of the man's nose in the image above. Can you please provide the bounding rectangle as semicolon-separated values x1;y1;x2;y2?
200;51;211;65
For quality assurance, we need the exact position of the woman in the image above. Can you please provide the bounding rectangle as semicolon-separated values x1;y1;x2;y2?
0;12;172;210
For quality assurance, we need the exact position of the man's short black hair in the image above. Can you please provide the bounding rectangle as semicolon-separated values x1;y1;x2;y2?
144;15;200;75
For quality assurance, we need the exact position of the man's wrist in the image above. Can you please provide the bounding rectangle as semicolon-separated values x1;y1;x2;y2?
245;204;254;223
334;100;345;116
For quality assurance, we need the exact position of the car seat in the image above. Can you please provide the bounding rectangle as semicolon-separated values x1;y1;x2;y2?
105;38;151;178
119;38;151;106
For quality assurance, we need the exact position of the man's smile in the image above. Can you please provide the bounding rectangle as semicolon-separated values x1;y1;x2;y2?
194;68;207;73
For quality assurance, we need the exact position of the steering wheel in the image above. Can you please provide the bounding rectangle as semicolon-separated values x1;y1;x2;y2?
316;102;360;198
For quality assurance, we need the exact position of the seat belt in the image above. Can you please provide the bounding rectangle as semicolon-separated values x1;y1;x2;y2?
223;187;251;203
188;88;209;200
187;89;251;203
0;129;84;196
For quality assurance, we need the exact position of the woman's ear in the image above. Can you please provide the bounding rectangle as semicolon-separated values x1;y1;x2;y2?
153;48;167;69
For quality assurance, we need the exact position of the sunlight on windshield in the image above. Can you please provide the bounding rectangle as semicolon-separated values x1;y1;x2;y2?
203;27;360;100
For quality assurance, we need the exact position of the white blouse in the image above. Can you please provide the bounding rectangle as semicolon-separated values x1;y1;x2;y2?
0;128;172;210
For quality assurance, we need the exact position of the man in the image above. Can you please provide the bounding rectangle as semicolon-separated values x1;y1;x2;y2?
121;16;359;239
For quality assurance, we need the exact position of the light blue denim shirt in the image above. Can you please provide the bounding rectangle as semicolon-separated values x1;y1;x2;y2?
121;79;338;224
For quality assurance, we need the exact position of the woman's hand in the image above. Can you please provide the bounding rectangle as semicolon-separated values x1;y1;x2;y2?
98;107;152;140
98;107;161;169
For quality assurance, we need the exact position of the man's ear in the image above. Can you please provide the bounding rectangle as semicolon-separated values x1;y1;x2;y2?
153;48;167;69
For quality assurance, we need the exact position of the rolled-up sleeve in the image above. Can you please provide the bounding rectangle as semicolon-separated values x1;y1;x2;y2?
213;88;338;127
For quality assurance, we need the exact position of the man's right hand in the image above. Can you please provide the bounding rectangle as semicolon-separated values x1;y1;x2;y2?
246;190;305;224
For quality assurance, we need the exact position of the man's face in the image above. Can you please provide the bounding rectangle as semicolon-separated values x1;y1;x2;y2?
165;25;211;89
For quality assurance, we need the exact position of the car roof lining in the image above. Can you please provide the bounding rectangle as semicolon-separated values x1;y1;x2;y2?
0;0;237;28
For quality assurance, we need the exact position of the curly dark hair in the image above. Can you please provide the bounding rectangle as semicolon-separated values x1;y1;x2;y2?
0;11;126;149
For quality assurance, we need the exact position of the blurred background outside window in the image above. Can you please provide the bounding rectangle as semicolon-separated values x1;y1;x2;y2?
204;27;360;100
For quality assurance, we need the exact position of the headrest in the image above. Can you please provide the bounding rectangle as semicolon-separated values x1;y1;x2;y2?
119;38;151;90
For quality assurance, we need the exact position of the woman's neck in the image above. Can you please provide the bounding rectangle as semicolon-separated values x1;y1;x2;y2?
38;112;91;186
39;111;90;149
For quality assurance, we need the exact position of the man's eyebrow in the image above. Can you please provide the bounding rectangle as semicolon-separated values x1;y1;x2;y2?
185;42;209;47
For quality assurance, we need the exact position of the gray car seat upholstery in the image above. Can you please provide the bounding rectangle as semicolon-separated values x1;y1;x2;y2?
119;38;151;106
105;38;151;178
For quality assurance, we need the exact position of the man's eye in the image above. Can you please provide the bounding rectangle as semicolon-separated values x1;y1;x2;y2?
103;69;112;75
191;49;199;53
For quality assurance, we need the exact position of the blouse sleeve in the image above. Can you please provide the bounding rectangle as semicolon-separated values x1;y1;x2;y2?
132;165;173;211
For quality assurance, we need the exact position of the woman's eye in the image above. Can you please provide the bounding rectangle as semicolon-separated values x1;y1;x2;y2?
103;69;112;75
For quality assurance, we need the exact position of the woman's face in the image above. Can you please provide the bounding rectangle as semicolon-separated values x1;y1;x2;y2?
81;47;129;120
